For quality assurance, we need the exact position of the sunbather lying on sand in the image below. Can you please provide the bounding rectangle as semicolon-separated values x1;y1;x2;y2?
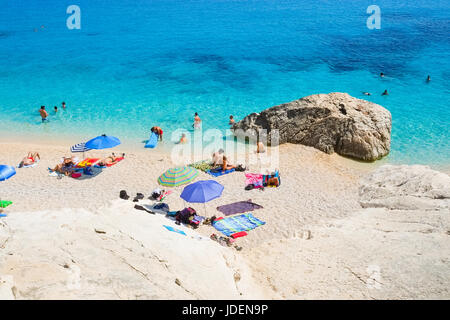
18;152;40;168
97;153;125;166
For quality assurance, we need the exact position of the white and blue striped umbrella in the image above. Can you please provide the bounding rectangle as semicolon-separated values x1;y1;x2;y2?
70;142;91;153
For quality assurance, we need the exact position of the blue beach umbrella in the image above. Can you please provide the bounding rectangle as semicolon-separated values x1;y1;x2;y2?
0;165;16;182
85;134;121;150
180;180;224;203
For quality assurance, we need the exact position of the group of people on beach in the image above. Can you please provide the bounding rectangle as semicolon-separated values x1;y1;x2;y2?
362;73;431;96
48;153;125;176
152;112;265;153
39;102;66;122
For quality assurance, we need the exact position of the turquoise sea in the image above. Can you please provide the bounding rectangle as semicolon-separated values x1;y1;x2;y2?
0;0;449;165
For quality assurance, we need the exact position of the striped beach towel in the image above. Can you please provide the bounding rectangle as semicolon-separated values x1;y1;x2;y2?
212;213;265;236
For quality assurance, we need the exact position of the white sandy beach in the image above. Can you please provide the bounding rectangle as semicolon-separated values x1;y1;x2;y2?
0;139;449;299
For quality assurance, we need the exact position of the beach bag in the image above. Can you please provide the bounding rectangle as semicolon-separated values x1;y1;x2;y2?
119;190;130;200
176;207;196;224
71;172;82;179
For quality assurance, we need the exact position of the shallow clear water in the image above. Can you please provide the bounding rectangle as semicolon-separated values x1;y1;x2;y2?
0;0;449;165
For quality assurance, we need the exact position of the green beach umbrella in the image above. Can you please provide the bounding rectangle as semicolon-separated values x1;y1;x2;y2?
158;166;199;187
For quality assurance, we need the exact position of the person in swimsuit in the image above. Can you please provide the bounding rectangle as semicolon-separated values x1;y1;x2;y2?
18;152;40;168
382;89;389;96
62;102;66;109
39;106;49;122
426;75;431;82
176;133;188;144
229;115;235;125
221;156;236;171
193;112;202;129
54;106;58;113
380;72;385;78
151;126;163;141
212;149;224;166
51;157;76;175
97;153;125;166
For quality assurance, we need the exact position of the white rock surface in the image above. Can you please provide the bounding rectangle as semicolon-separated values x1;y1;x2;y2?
359;165;450;210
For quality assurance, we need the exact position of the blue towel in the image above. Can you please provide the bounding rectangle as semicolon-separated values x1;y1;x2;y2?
207;168;235;177
213;213;265;236
163;225;186;236
0;214;7;218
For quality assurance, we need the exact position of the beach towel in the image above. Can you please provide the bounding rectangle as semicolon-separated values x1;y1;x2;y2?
212;213;265;236
0;214;7;218
75;158;99;168
163;225;186;236
0;200;12;208
230;231;248;239
207;168;235;177
245;173;264;188
17;160;38;168
188;160;214;172
106;157;124;167
94;157;124;168
216;200;263;216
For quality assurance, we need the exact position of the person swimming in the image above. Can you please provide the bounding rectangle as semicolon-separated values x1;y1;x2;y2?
151;126;163;141
362;92;371;96
193;112;202;129
39;106;49;122
18;152;40;168
380;72;385;78
382;89;389;96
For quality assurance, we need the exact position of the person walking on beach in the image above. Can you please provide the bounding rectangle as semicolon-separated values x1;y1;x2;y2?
193;112;202;129
39;106;49;122
151;126;163;141
382;89;389;96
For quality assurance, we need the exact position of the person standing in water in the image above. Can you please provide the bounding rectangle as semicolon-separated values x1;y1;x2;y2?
380;72;385;78
193;112;202;129
39;106;49;122
426;75;431;82
229;115;235;125
151;126;163;141
382;89;389;96
62;102;66;109
54;106;58;113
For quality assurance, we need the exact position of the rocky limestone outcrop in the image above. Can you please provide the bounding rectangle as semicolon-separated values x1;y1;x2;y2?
232;92;391;161
359;165;450;210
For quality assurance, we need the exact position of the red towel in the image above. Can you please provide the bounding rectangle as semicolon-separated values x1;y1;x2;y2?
106;157;124;167
231;231;248;239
